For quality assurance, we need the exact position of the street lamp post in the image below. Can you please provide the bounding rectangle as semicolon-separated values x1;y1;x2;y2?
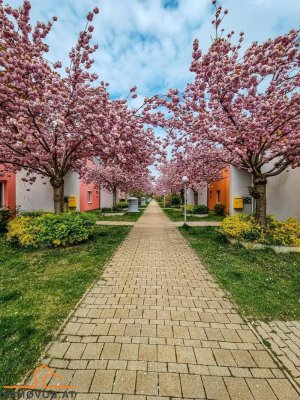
182;176;189;225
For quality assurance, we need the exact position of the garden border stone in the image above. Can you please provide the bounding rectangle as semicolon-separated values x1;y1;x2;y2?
228;238;300;253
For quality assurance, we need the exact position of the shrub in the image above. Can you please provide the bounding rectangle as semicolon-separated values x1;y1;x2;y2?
214;203;226;216
7;212;96;248
116;201;128;210
194;204;209;214
101;207;112;213
0;209;10;233
272;218;300;247
220;214;300;247
220;214;258;241
20;210;50;217
165;193;182;207
7;216;37;246
180;204;194;214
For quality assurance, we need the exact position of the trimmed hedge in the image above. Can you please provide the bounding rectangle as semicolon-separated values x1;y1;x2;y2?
116;201;128;210
194;204;209;214
7;212;97;247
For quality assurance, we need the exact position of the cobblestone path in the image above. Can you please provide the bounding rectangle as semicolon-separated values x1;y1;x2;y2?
32;201;299;399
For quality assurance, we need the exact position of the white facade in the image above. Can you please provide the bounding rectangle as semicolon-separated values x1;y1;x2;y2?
100;188;119;208
16;171;54;212
16;170;81;212
187;186;208;206
266;169;300;220
229;166;253;215
229;166;300;220
64;171;80;211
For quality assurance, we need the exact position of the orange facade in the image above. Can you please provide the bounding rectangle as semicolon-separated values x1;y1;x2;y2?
208;166;230;213
0;166;16;209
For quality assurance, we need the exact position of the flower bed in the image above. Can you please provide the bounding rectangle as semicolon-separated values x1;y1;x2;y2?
220;214;300;252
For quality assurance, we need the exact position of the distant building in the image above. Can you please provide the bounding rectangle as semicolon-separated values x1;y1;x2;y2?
0;166;16;210
186;186;208;207
0;165;107;212
208;165;300;220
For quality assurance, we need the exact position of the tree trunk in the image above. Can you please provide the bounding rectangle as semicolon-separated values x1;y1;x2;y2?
253;177;267;226
50;177;64;214
113;188;117;208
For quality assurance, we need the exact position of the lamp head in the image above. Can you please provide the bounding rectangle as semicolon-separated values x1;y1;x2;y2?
182;176;189;184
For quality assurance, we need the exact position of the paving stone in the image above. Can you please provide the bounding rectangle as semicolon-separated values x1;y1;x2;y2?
136;371;158;395
157;345;176;362
175;346;196;364
119;343;139;361
246;378;277;400
90;370;115;393
48;342;70;358
70;369;95;392
148;361;167;372
202;376;230;400
158;372;182;397
76;394;99;400
268;379;300;400
180;373;206;398
231;350;257;368
82;343;103;359
194;347;216;365
113;370;136;394
138;344;157;361
101;343;121;360
65;343;86;360
213;349;236;367
24;202;300;399
224;377;254;400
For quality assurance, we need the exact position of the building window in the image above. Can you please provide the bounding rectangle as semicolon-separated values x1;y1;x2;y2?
217;190;221;203
87;191;92;204
0;182;4;208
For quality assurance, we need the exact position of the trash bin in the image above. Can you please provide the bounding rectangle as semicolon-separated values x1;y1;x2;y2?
127;197;139;213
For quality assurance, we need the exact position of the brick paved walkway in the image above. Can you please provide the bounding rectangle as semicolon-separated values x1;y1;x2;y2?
254;321;300;387
96;221;136;226
32;201;299;399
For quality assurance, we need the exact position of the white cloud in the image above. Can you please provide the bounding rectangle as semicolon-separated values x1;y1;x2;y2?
7;0;300;99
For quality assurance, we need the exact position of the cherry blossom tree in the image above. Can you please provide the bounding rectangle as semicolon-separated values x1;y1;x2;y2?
0;1;109;213
0;1;156;214
171;143;224;192
84;161;153;207
145;1;300;225
154;160;182;196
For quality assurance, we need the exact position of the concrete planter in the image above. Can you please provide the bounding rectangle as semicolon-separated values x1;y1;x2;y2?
228;238;300;254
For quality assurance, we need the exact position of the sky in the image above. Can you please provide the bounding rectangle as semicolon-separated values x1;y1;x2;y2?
8;0;300;102
6;0;300;176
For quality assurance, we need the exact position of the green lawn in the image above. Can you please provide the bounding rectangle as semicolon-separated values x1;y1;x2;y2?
0;226;130;386
161;206;225;222
180;225;300;321
90;206;147;222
